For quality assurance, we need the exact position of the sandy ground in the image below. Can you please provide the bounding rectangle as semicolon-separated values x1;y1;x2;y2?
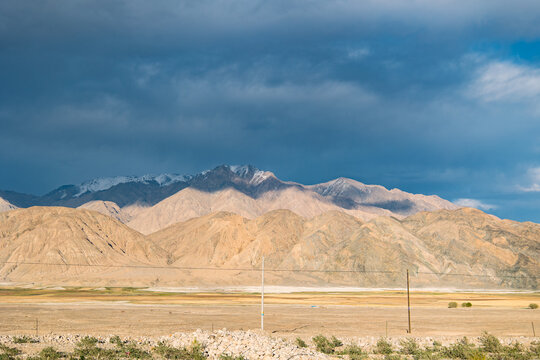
1;303;539;338
0;288;539;338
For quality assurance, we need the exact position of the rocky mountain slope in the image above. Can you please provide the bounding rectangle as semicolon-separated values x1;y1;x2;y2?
126;186;393;235
0;207;168;285
0;197;17;212
0;206;537;289
147;208;539;289
0;165;458;234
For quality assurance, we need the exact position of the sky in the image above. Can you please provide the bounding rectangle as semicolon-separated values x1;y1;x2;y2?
1;0;540;222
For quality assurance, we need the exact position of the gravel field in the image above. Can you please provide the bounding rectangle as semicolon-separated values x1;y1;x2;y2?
1;330;539;359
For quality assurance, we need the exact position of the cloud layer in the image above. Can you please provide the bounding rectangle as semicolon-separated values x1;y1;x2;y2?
1;0;540;222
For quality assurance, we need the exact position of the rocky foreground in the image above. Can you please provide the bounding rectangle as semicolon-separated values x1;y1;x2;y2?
1;329;539;359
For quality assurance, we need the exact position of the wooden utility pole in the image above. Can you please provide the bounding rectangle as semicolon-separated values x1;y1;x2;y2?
407;269;411;334
35;318;39;337
261;256;265;331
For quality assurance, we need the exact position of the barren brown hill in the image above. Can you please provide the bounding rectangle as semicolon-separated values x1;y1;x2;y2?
0;206;537;289
0;207;168;285
128;187;388;235
148;208;539;289
77;200;132;223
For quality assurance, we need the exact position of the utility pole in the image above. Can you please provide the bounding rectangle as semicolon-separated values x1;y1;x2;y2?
261;256;265;331
35;318;38;337
407;269;411;334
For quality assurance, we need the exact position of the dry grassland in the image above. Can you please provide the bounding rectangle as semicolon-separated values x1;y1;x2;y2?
0;287;538;338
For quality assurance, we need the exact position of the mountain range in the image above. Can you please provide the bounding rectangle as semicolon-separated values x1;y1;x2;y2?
0;165;537;289
0;165;458;234
0;206;537;289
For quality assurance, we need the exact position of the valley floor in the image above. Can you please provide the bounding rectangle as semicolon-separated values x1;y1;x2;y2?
0;288;538;338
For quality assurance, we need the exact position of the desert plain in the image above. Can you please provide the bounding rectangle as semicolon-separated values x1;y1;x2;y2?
0;287;538;338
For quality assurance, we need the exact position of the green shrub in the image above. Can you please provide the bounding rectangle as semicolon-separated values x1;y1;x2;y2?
153;340;206;360
74;336;101;358
13;335;38;344
467;352;487;360
219;355;246;360
339;344;367;360
440;337;477;359
109;335;123;346
500;342;531;360
189;339;206;360
530;341;540;356
38;347;62;360
313;335;341;354
479;332;502;353
375;338;394;354
0;344;21;359
122;343;152;359
74;335;151;360
153;341;191;359
399;338;421;356
529;303;538;309
77;336;99;349
414;349;443;360
295;337;307;348
448;302;458;308
383;355;404;360
461;302;472;308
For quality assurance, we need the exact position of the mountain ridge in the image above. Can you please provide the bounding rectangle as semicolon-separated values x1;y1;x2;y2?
0;165;459;234
0;206;537;289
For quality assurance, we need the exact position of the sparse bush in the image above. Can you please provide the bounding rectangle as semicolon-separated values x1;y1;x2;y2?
440;337;477;359
339;344;367;360
399;338;421;356
38;347;62;360
530;341;540;356
189;339;206;360
375;338;394;354
461;302;472;308
219;355;246;360
448;302;458;308
479;331;502;353
74;335;151;359
313;335;341;354
13;335;38;344
501;342;530;360
153;340;206;360
383;355;404;360
109;335;123;346
77;335;99;349
295;337;307;348
153;341;190;359
467;352;487;360
0;344;21;359
529;303;538;309
123;343;152;359
331;336;343;348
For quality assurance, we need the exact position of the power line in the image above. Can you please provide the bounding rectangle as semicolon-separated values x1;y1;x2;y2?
0;261;536;280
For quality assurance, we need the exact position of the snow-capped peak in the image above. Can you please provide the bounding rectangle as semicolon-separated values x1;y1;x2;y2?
73;165;273;197
227;165;274;185
229;165;255;177
74;174;189;197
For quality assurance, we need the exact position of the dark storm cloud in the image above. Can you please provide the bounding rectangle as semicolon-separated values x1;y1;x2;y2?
1;0;540;221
